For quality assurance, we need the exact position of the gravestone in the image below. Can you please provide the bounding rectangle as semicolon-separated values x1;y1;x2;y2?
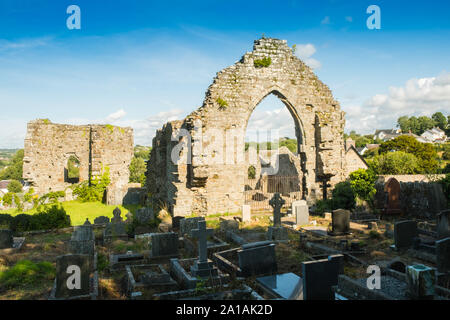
267;193;288;241
384;178;402;215
219;219;239;232
0;229;13;249
180;217;205;237
436;237;450;273
111;207;123;223
135;207;155;224
242;205;251;222
55;254;91;299
292;200;308;226
83;218;91;225
94;216;110;224
301;254;344;300
69;225;95;257
405;264;435;300
256;272;303;300
172;216;185;230
328;209;350;236
190;220;218;277
238;241;277;277
150;232;179;258
436;210;450;240
394;220;418;250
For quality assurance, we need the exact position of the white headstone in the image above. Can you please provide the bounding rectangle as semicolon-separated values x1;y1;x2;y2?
242;205;251;222
292;200;309;226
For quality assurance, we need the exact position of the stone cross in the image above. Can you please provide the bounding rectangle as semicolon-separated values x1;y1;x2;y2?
191;220;214;264
269;193;285;227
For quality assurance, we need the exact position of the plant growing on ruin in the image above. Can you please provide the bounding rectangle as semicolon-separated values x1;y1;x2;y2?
216;97;228;109
73;166;110;202
254;57;272;68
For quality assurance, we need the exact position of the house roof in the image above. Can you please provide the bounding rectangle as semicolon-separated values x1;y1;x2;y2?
346;145;369;168
0;180;11;189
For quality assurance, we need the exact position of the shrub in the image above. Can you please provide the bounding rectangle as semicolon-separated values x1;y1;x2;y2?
38;191;65;205
7;180;22;193
349;169;378;208
0;214;13;228
216;97;228;109
331;181;356;210
24;188;35;203
314;199;333;214
10;214;34;232
0;260;55;289
2;192;13;206
73;167;110;202
254;57;272;68
10;204;71;232
439;173;450;203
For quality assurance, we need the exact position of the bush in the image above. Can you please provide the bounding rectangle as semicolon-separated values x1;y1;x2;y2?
369;151;420;174
0;260;55;289
439;173;450;203
10;204;71;232
254;57;272;68
314;199;333;214
7;180;22;193
38;191;65;205
2;192;13;206
331;181;356;210
0;214;13;228
349;169;378;208
73;167;110;202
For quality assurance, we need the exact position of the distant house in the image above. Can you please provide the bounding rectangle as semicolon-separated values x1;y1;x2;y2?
416;127;448;144
373;129;402;142
345;139;368;177
357;144;380;156
0;180;11;196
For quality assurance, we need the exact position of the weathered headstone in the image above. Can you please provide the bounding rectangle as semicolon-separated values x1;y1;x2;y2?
83;218;91;225
328;209;350;236
180;217;205;237
242;205;251;222
190;220;218;277
219;219;239;232
94;216;110;224
111;207;123;223
301;254;344;300
384;178;402;215
436;237;450;273
292;200;309;226
267;193;288;241
55;254;91;299
394;220;418;250
0;229;13;249
135;207;155;224
150;232;179;258
405;264;435;300
172;216;184;230
238;241;277;277
69;225;95;256
436;209;450;240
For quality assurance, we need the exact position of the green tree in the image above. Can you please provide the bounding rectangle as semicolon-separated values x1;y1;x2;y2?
129;157;147;185
67;155;80;180
432;112;447;131
369;151;420;174
349;169;378;207
7;180;23;193
331;181;356;210
397;116;410;133
417;116;436;134
0;149;24;181
134;145;151;160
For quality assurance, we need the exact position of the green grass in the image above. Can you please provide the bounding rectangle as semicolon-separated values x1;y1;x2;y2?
0;260;55;289
0;201;140;226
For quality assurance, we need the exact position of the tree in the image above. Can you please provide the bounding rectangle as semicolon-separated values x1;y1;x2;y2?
369;151;419;174
432;112;447;131
0;149;24;181
349;169;378;207
7;180;23;193
378;135;439;173
331;181;356;210
417;116;435;134
397;116;410;132
129;157;147;185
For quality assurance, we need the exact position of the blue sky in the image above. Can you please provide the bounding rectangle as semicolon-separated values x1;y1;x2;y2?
0;0;449;148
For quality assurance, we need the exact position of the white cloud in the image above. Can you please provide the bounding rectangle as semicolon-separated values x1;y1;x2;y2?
344;72;450;134
321;16;331;25
105;109;126;122
294;43;322;69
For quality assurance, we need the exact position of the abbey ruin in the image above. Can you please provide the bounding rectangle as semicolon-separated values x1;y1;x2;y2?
23;119;134;196
147;38;349;217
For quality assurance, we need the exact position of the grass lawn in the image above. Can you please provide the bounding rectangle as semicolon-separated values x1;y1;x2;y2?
0;201;140;226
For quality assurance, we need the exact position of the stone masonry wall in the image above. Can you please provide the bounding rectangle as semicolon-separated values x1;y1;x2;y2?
147;38;347;216
23;119;134;196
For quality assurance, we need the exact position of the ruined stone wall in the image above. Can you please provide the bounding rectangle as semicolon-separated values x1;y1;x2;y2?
147;38;347;216
23;120;133;196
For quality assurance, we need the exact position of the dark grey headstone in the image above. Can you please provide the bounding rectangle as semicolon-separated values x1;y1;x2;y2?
301;254;344;300
394;220;418;249
256;272;303;300
172;216;184;230
135;207;155;224
238;242;277;277
436;237;450;273
94;216;110;224
111;207;123;223
55;254;90;298
0;229;13;249
180;217;204;237
329;209;350;235
151;232;179;257
437;210;450;240
69;225;95;256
